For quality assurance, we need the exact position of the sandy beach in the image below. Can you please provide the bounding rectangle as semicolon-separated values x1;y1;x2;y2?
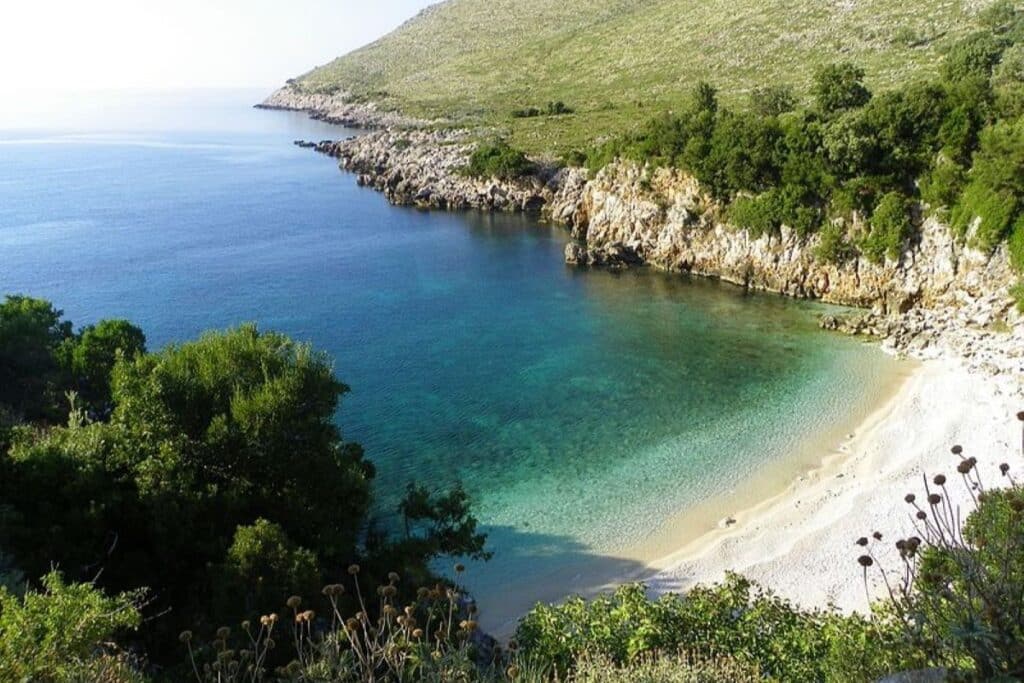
646;356;1023;611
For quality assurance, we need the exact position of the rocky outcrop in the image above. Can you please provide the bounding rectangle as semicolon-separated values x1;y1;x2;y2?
287;123;1022;388
309;129;587;214
258;86;424;129
569;163;1022;385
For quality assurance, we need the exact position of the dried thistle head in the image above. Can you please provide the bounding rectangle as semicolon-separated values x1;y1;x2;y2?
286;596;302;610
348;564;361;576
179;630;193;644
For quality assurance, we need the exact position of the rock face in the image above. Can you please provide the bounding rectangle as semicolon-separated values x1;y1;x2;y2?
312;130;584;214
289;123;1022;387
258;86;424;129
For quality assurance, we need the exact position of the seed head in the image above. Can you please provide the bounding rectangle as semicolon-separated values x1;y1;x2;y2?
856;537;869;547
347;564;361;576
412;628;424;639
507;665;521;679
286;596;302;610
241;621;250;632
933;474;946;486
179;630;193;644
1001;463;1011;476
917;511;928;520
858;555;874;568
928;493;942;506
951;445;963;455
454;563;466;574
388;571;400;584
382;585;398;598
216;626;231;640
1017;411;1024;422
873;531;883;541
905;493;916;504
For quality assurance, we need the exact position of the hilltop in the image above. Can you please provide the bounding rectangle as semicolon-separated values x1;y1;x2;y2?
289;0;1000;152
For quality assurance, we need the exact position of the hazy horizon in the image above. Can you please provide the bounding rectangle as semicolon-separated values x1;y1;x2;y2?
2;1;437;92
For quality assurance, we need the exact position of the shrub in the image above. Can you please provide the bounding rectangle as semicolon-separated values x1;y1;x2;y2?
1011;279;1024;312
813;63;872;114
814;222;855;264
749;84;798;116
465;141;535;180
0;571;144;682
569;651;761;682
860;433;1024;679
729;192;783;237
861;192;914;263
0;296;73;422
942;31;1006;82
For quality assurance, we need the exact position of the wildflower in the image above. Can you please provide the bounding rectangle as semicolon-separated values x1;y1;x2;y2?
388;571;400;584
382;585;397;598
928;493;942;506
179;630;193;644
916;511;927;520
858;555;873;567
856;537;869;546
951;445;963;455
286;596;302;610
412;628;424;639
872;531;883;541
241;620;250;632
957;460;973;474
348;564;361;575
905;493;916;504
933;474;946;486
216;626;231;640
454;563;466;574
1001;463;1010;476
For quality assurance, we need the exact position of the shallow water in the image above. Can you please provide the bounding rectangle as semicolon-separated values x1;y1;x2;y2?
0;90;898;625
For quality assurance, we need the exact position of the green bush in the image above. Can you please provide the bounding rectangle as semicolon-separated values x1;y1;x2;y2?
814;221;856;263
0;571;144;682
813;62;872;114
861;192;914;263
942;31;1006;82
466;141;535;180
729;192;783;236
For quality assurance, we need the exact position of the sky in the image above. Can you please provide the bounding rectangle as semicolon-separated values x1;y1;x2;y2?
0;0;437;91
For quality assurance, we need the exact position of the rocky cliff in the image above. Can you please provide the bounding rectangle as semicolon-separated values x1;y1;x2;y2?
298;130;1023;386
258;85;424;129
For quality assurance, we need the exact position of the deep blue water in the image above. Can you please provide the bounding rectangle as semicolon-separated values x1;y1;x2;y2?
0;90;897;629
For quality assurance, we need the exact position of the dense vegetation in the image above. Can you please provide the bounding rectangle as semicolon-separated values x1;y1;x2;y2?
0;296;488;677
564;3;1024;298
293;0;1005;153
5;294;1024;681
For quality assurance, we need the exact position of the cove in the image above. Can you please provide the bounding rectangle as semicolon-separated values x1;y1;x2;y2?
0;90;900;632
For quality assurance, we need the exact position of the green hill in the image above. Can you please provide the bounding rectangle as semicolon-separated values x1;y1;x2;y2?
294;0;1001;152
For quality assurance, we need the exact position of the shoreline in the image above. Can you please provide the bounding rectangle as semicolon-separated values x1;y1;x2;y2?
474;354;916;638
262;96;1023;632
645;355;1020;612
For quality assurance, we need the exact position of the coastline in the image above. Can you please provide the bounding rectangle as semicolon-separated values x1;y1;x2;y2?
260;92;1024;632
645;355;1020;612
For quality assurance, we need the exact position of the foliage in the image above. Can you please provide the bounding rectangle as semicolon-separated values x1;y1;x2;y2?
0;306;490;666
465;141;535;180
942;31;1006;82
814;221;856;264
861;438;1024;679
60;319;146;414
514;574;910;682
568;651;761;682
749;85;797;116
181;565;496;682
951;118;1024;249
861;191;914;263
0;296;73;422
812;62;872;114
0;571;144;683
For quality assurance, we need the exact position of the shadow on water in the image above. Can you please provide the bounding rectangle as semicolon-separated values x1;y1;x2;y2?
450;525;654;639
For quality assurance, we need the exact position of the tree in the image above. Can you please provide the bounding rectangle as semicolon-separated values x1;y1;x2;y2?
0;296;72;421
942;31;1005;82
861;192;914;263
0;571;144;682
813;62;872;114
60;319;146;413
749;84;797;116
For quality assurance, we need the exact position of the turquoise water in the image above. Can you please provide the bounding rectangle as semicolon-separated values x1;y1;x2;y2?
0;91;897;625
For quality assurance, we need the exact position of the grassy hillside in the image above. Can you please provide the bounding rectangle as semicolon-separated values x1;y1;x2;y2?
296;0;999;152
